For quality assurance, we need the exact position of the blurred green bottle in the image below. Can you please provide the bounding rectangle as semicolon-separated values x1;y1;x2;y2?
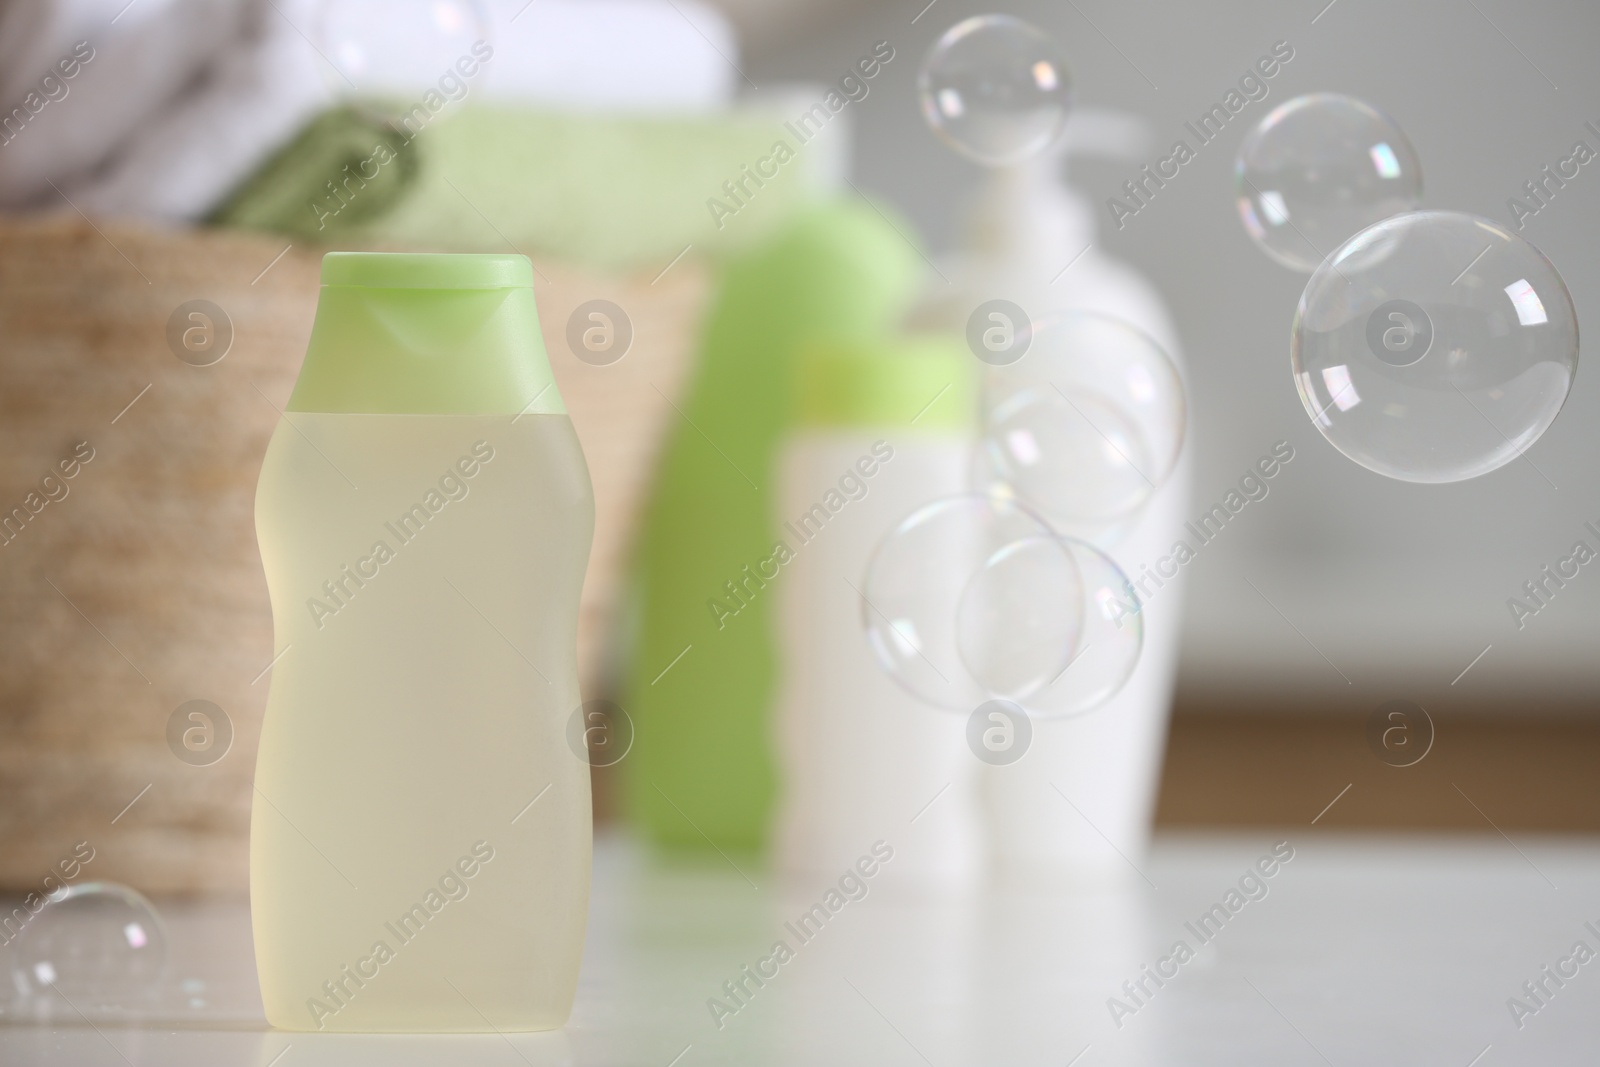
624;200;923;852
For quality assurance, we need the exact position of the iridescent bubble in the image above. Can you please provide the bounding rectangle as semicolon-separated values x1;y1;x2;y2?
955;525;1085;701
919;15;1072;166
861;493;1071;711
958;532;1142;717
978;314;1186;532
860;492;1141;717
3;883;168;1012
1237;93;1423;272
1293;210;1577;483
316;0;493;99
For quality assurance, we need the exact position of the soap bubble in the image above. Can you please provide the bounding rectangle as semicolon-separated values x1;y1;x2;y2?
919;15;1072;166
958;530;1143;716
1237;93;1423;272
978;314;1185;531
862;493;1061;711
3;883;168;1012
316;0;493;100
1293;210;1577;483
860;492;1140;717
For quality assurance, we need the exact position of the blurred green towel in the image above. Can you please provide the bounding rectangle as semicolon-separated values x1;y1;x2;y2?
209;103;830;271
208;109;419;237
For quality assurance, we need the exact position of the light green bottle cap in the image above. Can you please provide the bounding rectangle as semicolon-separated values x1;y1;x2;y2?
287;252;563;415
319;251;535;290
794;335;975;430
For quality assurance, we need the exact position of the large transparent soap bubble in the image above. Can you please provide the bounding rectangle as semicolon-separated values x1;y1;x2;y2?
919;15;1072;166
1237;93;1423;272
2;883;168;1014
860;493;1141;717
979;314;1186;531
1292;210;1577;483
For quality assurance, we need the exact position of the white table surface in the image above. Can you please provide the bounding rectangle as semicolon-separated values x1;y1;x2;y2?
3;831;1598;1065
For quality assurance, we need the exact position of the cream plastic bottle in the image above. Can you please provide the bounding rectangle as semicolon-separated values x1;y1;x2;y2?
251;252;594;1031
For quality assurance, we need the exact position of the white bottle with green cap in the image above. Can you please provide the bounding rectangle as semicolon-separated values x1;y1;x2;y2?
771;336;981;889
252;252;594;1032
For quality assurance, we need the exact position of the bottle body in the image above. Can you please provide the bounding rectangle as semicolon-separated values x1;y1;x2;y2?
914;156;1192;881
978;257;1190;881
771;429;983;890
252;412;594;1031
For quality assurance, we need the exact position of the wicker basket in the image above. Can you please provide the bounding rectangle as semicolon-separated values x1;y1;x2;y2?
0;218;704;893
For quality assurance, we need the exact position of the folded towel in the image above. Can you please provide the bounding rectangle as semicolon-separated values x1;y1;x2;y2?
205;108;417;235
0;0;268;211
208;102;844;270
68;0;331;222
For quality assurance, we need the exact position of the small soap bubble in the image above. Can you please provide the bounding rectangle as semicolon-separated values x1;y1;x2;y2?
919;15;1072;166
860;493;1141;717
1293;210;1577;483
956;526;1085;700
3;883;168;1012
1236;93;1422;272
958;533;1142;717
861;493;1068;711
316;0;493;100
978;314;1185;532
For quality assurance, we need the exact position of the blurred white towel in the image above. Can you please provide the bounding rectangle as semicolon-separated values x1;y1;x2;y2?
481;0;737;111
0;0;280;213
0;0;738;220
